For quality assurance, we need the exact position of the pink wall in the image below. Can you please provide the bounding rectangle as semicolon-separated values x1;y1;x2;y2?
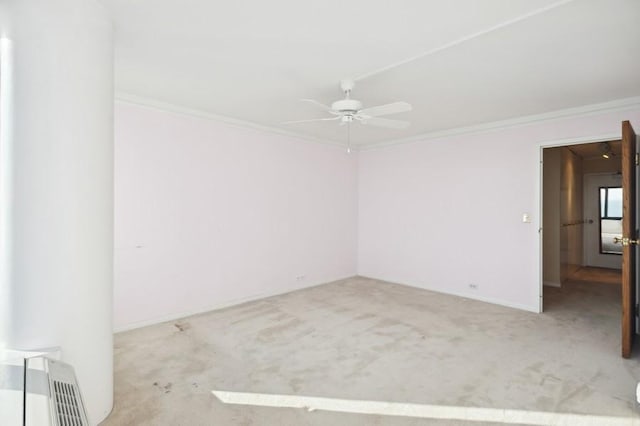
114;100;639;330
114;102;358;330
358;109;640;312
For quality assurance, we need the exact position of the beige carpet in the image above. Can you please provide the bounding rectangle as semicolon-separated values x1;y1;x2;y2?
102;276;640;425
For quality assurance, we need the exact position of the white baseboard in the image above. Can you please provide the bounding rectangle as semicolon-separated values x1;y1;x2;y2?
357;274;541;313
543;280;561;288
113;275;357;333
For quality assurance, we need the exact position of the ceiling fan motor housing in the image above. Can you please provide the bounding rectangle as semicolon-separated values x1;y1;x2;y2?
331;99;362;114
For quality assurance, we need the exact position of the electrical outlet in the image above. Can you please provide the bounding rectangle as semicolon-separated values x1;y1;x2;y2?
296;275;306;281
468;283;478;290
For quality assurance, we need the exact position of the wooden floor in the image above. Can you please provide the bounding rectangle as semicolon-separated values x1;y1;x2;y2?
568;266;622;285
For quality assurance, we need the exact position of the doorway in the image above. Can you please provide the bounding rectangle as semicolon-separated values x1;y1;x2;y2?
542;140;622;289
540;121;638;359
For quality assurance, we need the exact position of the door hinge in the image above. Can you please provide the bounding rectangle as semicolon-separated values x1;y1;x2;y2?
636;303;639;317
636;153;639;166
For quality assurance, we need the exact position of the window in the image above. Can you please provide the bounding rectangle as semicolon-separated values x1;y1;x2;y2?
599;186;622;255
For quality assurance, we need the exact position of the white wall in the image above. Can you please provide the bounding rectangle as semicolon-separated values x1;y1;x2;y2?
0;1;114;423
114;102;358;330
358;110;640;312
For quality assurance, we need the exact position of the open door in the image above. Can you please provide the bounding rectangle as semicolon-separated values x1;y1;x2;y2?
621;120;637;358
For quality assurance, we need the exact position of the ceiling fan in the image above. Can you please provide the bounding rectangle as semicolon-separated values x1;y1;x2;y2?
284;80;412;129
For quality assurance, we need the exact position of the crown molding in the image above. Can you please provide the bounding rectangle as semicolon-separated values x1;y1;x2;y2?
115;92;640;153
360;96;640;151
114;92;345;148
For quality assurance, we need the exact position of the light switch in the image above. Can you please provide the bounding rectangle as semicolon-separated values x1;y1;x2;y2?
522;213;531;223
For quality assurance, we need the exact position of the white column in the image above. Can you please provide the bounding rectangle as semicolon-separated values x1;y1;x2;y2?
0;0;114;423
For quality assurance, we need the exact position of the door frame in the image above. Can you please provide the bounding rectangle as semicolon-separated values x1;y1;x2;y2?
537;133;620;313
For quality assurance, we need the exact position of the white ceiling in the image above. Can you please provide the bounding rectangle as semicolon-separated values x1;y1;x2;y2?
101;0;640;146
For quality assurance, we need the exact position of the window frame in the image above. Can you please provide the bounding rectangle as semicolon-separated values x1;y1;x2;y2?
598;186;623;255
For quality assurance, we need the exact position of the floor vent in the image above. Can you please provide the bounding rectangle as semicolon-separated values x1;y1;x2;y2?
41;358;89;426
52;380;85;426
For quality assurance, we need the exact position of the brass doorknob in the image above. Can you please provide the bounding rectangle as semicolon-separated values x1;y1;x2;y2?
614;237;639;246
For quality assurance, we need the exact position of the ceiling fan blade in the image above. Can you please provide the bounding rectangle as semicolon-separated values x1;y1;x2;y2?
359;101;412;117
282;116;341;125
300;99;339;114
360;117;410;129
